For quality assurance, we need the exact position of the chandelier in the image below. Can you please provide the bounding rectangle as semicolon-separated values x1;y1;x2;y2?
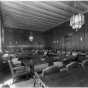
70;13;84;31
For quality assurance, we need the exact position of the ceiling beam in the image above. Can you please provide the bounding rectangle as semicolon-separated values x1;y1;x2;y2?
6;13;63;26
3;8;65;25
5;26;44;32
17;1;68;19
56;2;83;14
43;2;72;17
2;4;66;23
2;6;66;23
2;2;67;20
79;2;88;13
26;2;71;16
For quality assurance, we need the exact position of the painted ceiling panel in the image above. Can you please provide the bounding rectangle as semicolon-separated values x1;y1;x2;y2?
1;1;88;31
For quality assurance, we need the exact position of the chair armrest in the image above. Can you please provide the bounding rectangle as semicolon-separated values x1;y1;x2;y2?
13;66;25;70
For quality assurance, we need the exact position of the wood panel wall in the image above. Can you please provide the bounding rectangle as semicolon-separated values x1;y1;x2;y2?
0;8;4;52
0;14;2;52
4;27;45;49
45;12;88;51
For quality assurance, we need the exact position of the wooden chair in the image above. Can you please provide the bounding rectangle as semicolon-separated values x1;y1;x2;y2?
8;56;29;82
66;61;82;74
82;59;88;71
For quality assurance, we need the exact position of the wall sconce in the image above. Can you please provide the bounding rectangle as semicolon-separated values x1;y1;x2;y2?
29;32;34;42
80;37;83;41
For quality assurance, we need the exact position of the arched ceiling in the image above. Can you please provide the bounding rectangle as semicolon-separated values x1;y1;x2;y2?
1;1;88;31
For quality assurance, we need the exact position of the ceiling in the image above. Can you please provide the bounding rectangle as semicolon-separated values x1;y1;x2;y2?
1;1;88;32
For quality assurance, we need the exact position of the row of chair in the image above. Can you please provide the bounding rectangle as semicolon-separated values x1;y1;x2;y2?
42;54;88;77
63;54;88;71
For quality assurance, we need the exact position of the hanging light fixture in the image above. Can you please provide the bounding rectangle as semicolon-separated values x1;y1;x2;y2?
70;13;84;31
70;1;84;31
29;32;34;42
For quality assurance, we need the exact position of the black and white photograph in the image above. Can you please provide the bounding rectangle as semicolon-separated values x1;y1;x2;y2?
0;0;88;88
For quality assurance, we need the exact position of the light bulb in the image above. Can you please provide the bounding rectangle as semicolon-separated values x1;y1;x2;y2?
29;36;34;41
80;37;83;41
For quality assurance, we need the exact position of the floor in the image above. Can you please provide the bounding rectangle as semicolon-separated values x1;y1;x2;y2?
41;66;88;87
0;69;34;88
1;62;88;87
11;79;34;88
0;65;11;84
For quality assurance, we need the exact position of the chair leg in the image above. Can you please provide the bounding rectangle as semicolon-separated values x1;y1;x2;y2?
33;80;36;87
33;76;36;87
81;63;85;71
12;77;16;84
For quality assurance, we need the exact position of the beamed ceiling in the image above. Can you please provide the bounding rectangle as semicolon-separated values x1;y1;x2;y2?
1;1;88;32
